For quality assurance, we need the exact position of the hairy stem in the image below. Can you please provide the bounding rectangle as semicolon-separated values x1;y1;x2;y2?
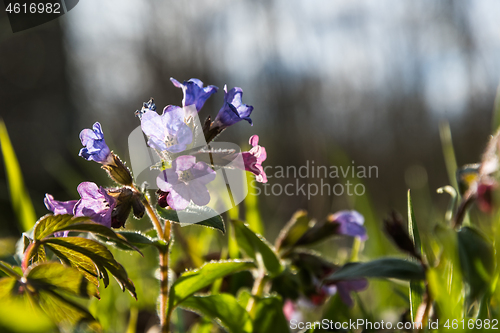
140;191;172;333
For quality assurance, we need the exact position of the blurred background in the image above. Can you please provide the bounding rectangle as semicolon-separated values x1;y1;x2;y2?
2;0;500;234
1;0;500;331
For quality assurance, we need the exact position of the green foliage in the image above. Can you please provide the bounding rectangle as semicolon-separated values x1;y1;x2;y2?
457;227;494;301
168;260;255;312
180;294;253;333
0;260;100;330
325;258;426;281
232;220;283;277
24;214;138;299
251;295;289;333
408;190;424;322
157;205;225;234
0;119;36;232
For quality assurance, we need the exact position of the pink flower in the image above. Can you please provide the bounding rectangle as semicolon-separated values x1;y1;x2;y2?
242;135;267;183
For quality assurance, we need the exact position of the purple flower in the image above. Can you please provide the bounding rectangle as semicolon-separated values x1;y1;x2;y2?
171;78;218;112
242;135;267;183
73;182;117;228
140;106;193;153
329;210;367;241
44;182;116;230
44;194;78;215
213;85;253;129
79;122;112;164
156;155;216;210
323;279;368;307
44;195;79;237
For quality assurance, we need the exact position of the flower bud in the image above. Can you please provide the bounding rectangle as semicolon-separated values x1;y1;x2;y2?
102;153;134;186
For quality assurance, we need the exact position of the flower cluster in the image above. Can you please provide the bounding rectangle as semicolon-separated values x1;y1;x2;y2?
137;77;267;210
43;77;268;231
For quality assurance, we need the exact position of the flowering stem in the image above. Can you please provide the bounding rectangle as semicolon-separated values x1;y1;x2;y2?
140;190;172;333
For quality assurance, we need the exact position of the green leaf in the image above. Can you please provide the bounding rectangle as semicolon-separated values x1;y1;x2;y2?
0;277;18;299
232;220;283;277
0;293;55;333
98;231;167;252
324;258;426;282
0;119;37;232
55;222;143;254
33;214;91;240
407;190;423;322
0;260;22;278
27;262;99;299
169;260;254;311
252;295;289;333
43;237;136;298
157;205;225;234
180;294;253;333
37;289;100;330
274;210;311;251
44;243;100;287
457;227;494;300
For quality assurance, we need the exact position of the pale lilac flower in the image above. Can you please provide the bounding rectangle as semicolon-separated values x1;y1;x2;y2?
73;182;117;228
242;135;267;183
79;122;112;164
156;155;216;210
140;106;193;153
329;210;367;241
170;78;218;112
213;85;253;129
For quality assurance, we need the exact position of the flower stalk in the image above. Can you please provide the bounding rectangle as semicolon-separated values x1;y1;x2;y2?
140;190;172;333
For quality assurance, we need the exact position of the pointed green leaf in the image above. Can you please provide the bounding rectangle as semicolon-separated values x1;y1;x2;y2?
274;210;311;251
157;205;225;234
34;214;91;240
325;258;425;282
56;222;143;254
44;243;100;287
43;237;136;298
232;220;283;277
169;260;254;311
407;190;423;322
180;294;253;333
0;260;22;279
27;262;99;299
0;119;37;231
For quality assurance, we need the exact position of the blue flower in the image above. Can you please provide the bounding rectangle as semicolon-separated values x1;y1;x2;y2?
171;78;218;112
79;122;112;164
329;210;367;241
140;106;193;153
213;85;253;129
